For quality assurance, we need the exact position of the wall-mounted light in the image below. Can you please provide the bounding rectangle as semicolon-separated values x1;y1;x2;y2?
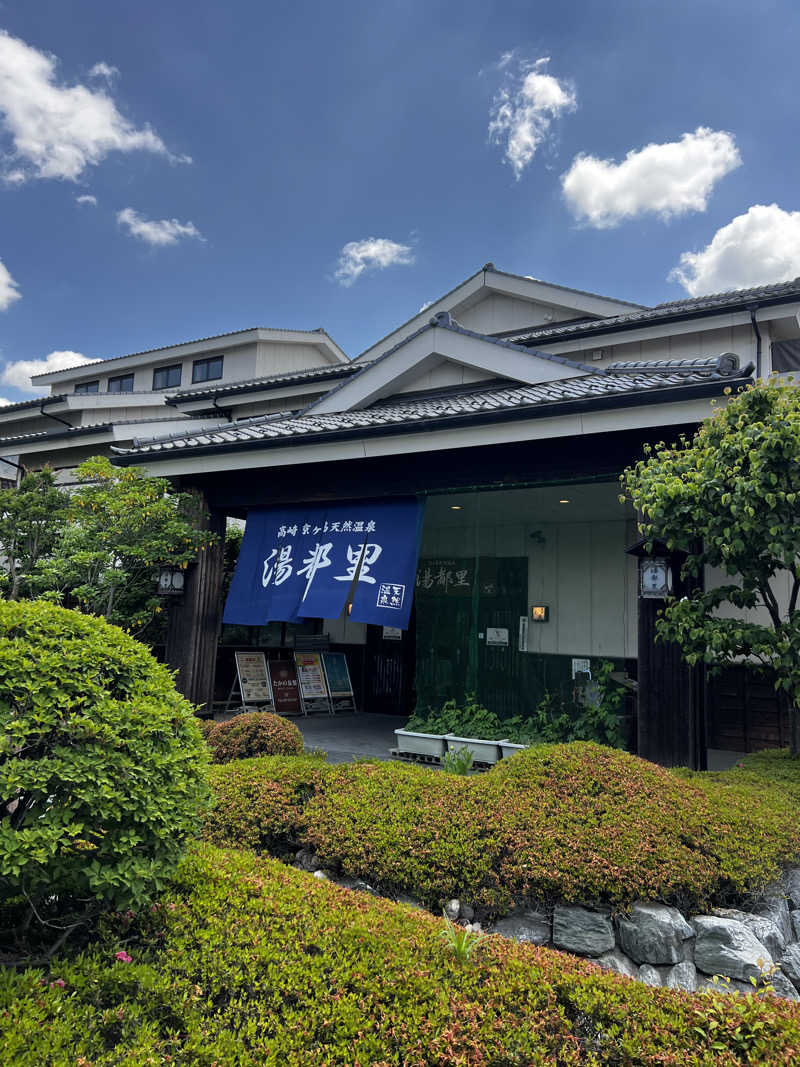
157;565;185;596
450;505;462;510
531;604;550;623
559;499;569;504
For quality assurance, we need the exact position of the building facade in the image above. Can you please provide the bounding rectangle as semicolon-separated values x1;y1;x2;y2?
109;266;800;767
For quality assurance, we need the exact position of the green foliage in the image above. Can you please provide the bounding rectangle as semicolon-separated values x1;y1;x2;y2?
531;661;625;747
439;910;485;962
622;379;800;754
205;711;304;763
207;743;800;915
408;663;625;747
441;746;474;774
0;601;210;944
203;754;330;856
0;469;68;601
31;456;217;637
3;844;800;1066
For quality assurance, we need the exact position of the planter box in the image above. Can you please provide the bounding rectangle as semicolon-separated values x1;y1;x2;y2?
394;728;447;757
445;734;501;764
499;740;529;759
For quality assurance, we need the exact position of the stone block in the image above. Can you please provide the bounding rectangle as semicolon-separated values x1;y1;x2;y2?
596;950;638;978
553;906;615;957
693;915;773;983
665;961;697;992
713;907;786;959
492;909;551;946
780;943;800;989
444;899;460;921
770;969;800;1001
752;894;794;946
638;964;662;987
618;902;694;965
784;868;800;910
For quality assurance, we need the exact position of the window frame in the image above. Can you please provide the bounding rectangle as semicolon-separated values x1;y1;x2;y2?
74;380;100;394
191;354;224;384
152;364;183;390
107;373;135;394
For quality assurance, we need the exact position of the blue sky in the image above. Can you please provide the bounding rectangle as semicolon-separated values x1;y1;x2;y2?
0;0;798;400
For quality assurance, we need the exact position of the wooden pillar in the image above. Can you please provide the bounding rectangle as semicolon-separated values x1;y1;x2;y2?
630;541;707;769
165;505;226;713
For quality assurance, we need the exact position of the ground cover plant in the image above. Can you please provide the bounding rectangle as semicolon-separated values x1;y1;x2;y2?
205;742;800;916
2;843;799;1066
0;601;209;959
205;709;304;762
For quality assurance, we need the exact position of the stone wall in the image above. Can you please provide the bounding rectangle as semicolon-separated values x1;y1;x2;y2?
296;847;800;1002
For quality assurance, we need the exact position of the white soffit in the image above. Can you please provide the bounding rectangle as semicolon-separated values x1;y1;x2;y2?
309;325;592;414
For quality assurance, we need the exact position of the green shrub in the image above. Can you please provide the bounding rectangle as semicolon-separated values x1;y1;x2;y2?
2;844;799;1066
204;754;330;856
206;710;303;763
208;742;800;915
0;601;209;938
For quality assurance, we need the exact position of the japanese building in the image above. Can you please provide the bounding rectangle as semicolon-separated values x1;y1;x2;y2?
110;265;800;767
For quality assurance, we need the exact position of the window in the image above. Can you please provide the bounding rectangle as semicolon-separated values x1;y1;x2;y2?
74;381;99;394
152;364;182;390
192;354;224;384
108;373;134;393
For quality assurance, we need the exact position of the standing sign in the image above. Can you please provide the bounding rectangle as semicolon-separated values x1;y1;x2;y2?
267;659;303;716
223;498;425;629
322;652;356;713
234;651;274;707
294;652;331;714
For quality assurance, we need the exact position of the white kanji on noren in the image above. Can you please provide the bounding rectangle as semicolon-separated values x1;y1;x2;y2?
262;545;294;588
334;543;382;585
298;542;333;600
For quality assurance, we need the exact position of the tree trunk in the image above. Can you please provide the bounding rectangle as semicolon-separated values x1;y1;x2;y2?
791;704;799;758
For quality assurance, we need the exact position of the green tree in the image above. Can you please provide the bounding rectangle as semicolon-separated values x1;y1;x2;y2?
622;379;800;756
38;456;216;636
0;469;68;601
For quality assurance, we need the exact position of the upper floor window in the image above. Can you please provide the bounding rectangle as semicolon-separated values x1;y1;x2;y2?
192;354;224;384
153;364;182;390
74;381;99;394
108;373;134;393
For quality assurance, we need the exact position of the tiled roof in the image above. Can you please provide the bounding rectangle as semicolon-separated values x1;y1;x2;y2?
168;362;366;404
113;354;750;462
0;394;68;415
505;277;800;347
0;416;205;448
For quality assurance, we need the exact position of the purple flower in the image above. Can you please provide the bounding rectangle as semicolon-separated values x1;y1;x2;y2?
50;978;66;988
114;950;132;963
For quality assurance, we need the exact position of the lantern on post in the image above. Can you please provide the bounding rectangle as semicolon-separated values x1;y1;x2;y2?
157;565;185;596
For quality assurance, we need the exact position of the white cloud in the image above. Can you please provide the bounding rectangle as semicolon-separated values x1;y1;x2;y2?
0;30;189;182
88;61;118;83
1;349;99;392
117;207;204;246
0;257;20;311
75;193;97;206
0;397;11;406
334;237;414;287
488;56;576;179
669;203;800;297
561;127;741;229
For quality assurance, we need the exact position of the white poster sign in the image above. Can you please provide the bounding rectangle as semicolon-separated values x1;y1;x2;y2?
486;627;509;646
234;651;274;707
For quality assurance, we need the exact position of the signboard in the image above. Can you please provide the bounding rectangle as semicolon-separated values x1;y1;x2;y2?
234;651;274;707
486;627;509;646
382;626;402;640
294;652;331;713
322;652;356;712
267;659;303;716
571;657;591;680
518;616;529;653
223;498;425;630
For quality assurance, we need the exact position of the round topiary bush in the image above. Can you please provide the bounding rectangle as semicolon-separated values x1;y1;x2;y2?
206;711;304;763
0;601;210;935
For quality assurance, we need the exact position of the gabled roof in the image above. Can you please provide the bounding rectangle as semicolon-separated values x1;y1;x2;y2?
354;264;647;364
306;313;599;416
112;354;750;465
0;394;67;415
505;277;800;347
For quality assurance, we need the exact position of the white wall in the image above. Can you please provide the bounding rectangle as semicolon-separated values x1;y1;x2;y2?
457;293;579;335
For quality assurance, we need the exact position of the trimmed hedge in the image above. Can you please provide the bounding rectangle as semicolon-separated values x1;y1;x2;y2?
2;844;799;1065
205;711;304;763
206;742;800;914
0;601;209;919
